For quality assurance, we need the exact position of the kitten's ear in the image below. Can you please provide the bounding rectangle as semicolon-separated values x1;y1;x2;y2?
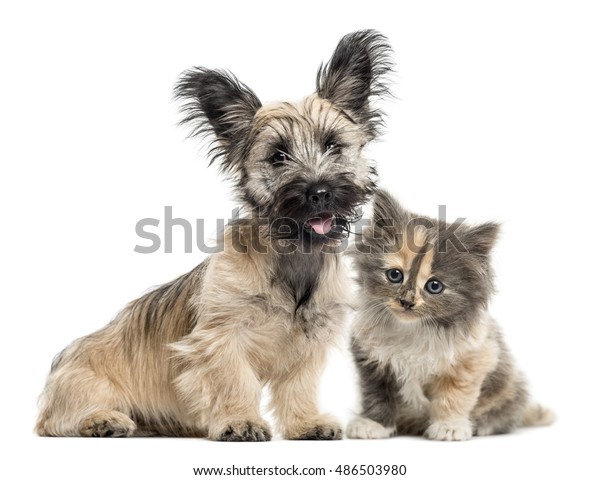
460;222;501;257
174;67;262;172
316;30;394;139
370;189;408;241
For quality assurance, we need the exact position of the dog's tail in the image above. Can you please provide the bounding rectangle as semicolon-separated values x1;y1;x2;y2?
521;402;555;427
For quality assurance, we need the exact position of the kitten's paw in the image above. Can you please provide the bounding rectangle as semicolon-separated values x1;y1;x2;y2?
80;410;136;437
425;419;472;441
286;415;342;440
475;425;494;436
213;419;272;442
346;417;395;439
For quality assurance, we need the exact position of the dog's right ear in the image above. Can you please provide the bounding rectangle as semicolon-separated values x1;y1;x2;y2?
316;30;394;140
174;67;262;172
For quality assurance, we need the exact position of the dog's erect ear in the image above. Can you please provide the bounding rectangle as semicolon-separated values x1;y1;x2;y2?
174;67;261;172
316;30;394;139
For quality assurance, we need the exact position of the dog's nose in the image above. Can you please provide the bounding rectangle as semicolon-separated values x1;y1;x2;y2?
399;299;415;310
307;185;333;208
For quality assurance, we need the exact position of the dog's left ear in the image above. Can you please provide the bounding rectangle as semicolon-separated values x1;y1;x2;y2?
174;67;262;172
316;30;394;139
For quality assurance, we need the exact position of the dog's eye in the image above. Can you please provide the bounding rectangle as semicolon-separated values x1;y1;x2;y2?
386;268;403;284
269;152;287;166
425;279;444;294
325;141;340;153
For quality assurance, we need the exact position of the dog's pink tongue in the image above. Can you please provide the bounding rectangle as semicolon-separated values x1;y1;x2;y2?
308;215;333;235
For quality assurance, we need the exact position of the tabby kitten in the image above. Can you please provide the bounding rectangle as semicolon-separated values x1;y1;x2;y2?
347;190;553;440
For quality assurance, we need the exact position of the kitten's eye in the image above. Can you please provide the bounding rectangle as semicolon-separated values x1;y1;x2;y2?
425;279;444;294
325;141;340;153
386;269;403;284
269;152;287;166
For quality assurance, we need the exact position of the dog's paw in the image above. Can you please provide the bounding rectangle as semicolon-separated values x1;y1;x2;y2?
80;410;136;437
346;416;394;439
425;419;472;441
294;424;342;440
287;415;342;440
214;419;272;442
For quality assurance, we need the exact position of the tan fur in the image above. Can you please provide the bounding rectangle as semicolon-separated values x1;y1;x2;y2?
35;95;361;439
521;403;556;427
424;335;499;440
171;224;349;439
35;96;364;440
36;221;349;439
427;337;499;420
242;96;372;209
379;229;433;311
37;30;394;440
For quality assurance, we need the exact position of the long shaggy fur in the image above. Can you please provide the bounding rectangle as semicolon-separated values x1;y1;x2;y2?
316;30;394;139
36;30;394;441
174;68;262;174
347;190;554;440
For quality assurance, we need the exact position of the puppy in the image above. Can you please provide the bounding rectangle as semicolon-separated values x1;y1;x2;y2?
36;30;393;441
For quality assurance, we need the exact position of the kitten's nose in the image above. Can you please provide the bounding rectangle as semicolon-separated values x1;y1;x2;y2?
400;299;415;310
307;184;333;209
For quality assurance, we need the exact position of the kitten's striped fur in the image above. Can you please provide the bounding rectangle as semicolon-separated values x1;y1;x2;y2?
347;190;554;440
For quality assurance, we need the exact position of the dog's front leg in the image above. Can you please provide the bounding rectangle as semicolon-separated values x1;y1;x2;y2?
174;330;272;442
270;348;342;440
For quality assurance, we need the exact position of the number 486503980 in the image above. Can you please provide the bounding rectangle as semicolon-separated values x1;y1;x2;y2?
334;465;407;476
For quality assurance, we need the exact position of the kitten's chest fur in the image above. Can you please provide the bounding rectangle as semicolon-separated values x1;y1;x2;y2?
354;311;490;410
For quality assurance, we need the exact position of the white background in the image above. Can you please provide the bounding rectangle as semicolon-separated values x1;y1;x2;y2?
1;1;599;478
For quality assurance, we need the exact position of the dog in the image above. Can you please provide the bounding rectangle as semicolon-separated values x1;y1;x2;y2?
36;30;393;441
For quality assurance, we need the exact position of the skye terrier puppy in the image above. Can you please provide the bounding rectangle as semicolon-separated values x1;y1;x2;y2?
36;30;393;441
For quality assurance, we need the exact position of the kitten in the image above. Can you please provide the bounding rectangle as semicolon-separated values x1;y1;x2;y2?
347;190;554;440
